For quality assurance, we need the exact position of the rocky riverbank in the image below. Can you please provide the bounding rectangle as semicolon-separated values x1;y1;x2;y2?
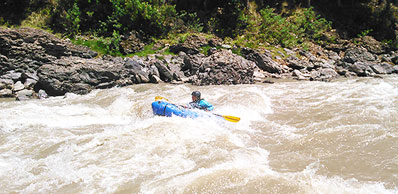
1;27;397;100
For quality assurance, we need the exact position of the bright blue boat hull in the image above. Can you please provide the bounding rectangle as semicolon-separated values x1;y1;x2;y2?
152;101;201;118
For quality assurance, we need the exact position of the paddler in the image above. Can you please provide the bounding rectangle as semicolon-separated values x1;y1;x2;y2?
185;91;214;111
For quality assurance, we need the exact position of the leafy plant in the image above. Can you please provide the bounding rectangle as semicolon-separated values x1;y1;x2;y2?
64;2;81;37
357;29;373;38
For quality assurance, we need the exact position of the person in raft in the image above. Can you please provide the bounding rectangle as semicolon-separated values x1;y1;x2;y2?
185;91;214;111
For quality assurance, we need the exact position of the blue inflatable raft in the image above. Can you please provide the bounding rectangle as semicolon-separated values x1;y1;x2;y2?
151;101;207;118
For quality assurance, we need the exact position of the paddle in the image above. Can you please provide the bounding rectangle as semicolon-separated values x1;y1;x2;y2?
154;96;241;123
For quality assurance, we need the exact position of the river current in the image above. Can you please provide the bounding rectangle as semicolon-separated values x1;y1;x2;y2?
0;76;397;194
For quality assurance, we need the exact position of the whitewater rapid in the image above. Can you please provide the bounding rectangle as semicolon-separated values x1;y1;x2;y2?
0;76;397;193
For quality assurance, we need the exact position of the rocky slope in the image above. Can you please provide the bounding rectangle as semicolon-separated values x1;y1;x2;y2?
1;27;397;100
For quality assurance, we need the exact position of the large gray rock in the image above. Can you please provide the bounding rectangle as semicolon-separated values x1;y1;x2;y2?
370;63;394;74
182;53;205;76
13;81;25;92
0;27;97;75
286;56;314;70
0;79;13;89
241;48;284;74
153;60;174;82
348;62;375;76
0;89;13;97
16;89;34;101
356;36;387;55
343;47;377;63
37;56;123;95
188;49;256;85
1;71;22;81
310;68;339;82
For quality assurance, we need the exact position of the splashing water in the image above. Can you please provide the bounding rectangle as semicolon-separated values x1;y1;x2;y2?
1;76;397;193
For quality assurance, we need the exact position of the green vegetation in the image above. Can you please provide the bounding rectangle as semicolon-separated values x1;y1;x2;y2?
1;0;397;56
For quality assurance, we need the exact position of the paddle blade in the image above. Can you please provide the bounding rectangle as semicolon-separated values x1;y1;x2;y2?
155;96;169;101
221;115;240;122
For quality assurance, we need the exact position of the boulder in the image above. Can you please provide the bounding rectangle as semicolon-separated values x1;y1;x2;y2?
13;81;25;92
356;36;387;54
286;56;314;70
310;68;339;82
153;60;174;82
0;79;13;89
0;89;13;97
38;89;48;99
241;48;284;74
0;28;97;75
37;56;123;96
16;89;34;101
293;69;310;80
393;65;398;73
182;53;204;76
124;58;151;84
24;78;37;89
1;71;22;81
370;63;394;74
348;62;375;76
343;47;377;63
190;50;256;85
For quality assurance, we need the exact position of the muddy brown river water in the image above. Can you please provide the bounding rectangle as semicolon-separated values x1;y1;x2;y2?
1;76;397;193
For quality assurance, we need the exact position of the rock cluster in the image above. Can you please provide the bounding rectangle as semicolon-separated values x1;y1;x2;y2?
1;27;397;100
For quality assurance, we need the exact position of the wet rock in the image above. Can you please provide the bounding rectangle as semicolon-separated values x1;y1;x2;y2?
356;36;387;54
191;50;256;85
124;58;151;83
343;47;377;63
38;89;48;99
310;68;339;82
13;81;25;91
241;48;284;74
0;28;97;76
153;60;174;82
370;63;394;74
24;78;37;89
16;89;34;101
293;69;310;80
348;62;375;76
150;75;163;83
0;89;13;97
1;71;22;81
286;56;314;70
37;56;123;96
299;49;317;61
0;79;13;89
327;50;341;61
182;53;204;76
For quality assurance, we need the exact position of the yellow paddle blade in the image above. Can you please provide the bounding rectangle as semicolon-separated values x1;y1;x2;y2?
155;96;169;101
222;115;240;123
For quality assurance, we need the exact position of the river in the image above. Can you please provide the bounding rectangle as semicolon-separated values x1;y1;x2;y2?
0;76;397;194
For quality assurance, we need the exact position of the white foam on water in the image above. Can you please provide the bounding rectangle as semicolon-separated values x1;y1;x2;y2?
0;77;397;193
290;162;398;194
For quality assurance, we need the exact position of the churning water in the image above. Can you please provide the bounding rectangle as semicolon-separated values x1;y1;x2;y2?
0;76;397;194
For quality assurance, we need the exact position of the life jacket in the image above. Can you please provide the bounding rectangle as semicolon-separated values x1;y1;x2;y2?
188;99;214;111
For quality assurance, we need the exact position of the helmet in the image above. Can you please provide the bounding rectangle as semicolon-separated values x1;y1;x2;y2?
191;91;201;99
